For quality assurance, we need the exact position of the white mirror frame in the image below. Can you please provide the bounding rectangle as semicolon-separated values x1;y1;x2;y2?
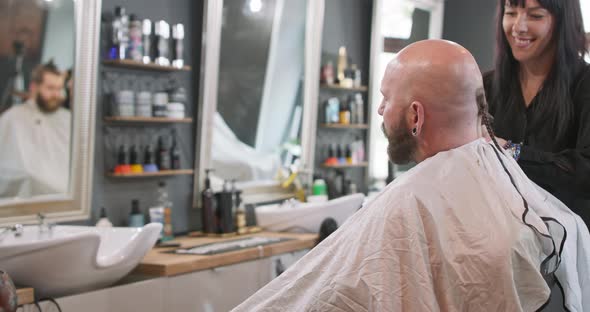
0;0;101;225
193;0;324;206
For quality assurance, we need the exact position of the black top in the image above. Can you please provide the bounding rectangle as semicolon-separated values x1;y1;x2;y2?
483;65;590;225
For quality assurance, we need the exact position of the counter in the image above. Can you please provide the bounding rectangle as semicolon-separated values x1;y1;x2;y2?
135;232;317;277
17;287;34;306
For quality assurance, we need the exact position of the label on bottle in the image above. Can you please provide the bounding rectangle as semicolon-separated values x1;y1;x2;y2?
339;111;350;125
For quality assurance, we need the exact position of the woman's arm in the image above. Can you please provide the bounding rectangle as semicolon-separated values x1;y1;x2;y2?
517;69;590;198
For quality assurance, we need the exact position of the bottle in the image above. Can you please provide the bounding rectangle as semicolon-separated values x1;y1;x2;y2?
154;20;170;66
128;14;143;62
235;190;247;234
143;144;158;172
337;46;348;84
342;66;354;88
354;93;364;124
351;64;361;88
215;180;235;233
112;6;129;60
349;181;358;194
117;144;129;165
325;97;340;124
109;7;123;59
321;61;335;85
201;169;216;234
172;23;185;68
114;144;132;174
142;19;152;64
130;145;143;173
325;144;338;165
337;144;345;164
157;135;171;170
348;95;357;124
170;130;181;169
339;99;350;125
231;179;239;213
345;144;353;164
156;181;174;241
129;199;145;227
96;207;113;227
312;178;328;196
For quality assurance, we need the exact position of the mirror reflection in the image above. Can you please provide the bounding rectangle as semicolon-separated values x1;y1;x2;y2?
0;0;75;199
212;0;306;182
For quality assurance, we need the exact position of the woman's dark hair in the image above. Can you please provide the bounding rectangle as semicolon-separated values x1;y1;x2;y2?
491;0;588;141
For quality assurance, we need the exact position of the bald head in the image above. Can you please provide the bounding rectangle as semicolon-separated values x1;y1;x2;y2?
378;40;484;163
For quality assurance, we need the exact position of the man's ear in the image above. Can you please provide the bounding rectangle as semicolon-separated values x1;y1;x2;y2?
29;82;38;94
408;101;424;135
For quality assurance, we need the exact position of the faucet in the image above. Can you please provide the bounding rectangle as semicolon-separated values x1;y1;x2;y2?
0;224;23;241
37;213;54;233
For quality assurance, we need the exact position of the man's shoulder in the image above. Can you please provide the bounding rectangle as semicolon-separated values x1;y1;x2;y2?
0;104;30;124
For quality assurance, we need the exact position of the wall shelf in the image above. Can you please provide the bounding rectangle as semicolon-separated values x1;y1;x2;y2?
104;116;193;124
17;288;35;306
320;123;369;129
108;169;194;178
103;59;191;72
321;162;368;169
320;84;368;92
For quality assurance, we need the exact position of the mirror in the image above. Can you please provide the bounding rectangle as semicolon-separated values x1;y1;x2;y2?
367;0;444;191
0;0;75;199
0;0;100;224
195;0;323;204
213;0;306;182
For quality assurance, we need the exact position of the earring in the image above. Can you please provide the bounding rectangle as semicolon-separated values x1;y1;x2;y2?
411;127;417;136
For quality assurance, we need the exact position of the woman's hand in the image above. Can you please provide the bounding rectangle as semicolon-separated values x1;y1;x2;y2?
495;137;508;148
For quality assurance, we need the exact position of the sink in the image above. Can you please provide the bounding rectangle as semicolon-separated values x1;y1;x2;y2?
0;223;161;298
255;193;365;232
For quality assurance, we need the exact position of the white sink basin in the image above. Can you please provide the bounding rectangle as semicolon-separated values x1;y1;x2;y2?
0;223;161;298
255;193;365;232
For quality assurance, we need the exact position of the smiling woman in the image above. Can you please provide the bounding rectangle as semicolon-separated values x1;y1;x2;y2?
483;0;590;226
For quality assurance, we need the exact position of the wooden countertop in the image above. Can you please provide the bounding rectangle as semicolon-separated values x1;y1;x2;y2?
17;287;34;306
135;232;317;277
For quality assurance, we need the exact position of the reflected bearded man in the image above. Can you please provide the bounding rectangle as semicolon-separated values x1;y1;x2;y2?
0;61;71;197
232;40;590;311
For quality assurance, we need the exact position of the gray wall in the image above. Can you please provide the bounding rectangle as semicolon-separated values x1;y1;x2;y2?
442;0;497;72
321;0;372;81
77;0;203;234
316;0;372;195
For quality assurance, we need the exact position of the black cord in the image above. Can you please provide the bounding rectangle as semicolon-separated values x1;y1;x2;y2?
37;297;62;312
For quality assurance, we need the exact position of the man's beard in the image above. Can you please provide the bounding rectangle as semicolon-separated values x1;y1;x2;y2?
36;93;62;113
381;118;417;165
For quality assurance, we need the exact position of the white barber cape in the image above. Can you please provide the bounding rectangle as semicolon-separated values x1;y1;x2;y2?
233;139;590;312
0;100;71;197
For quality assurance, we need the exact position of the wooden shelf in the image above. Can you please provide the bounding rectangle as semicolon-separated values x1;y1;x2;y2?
104;116;193;124
320;123;369;129
320;84;368;92
321;162;368;169
103;59;191;72
17;287;34;306
108;169;194;178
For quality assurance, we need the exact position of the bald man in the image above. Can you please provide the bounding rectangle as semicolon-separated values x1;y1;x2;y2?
232;40;590;311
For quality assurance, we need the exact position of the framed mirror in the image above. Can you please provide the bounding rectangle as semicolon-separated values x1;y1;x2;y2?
366;0;444;191
583;0;590;61
0;0;101;225
194;0;324;205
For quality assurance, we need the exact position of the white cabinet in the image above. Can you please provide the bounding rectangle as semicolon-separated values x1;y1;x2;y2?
20;250;309;312
29;276;166;312
165;258;273;312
